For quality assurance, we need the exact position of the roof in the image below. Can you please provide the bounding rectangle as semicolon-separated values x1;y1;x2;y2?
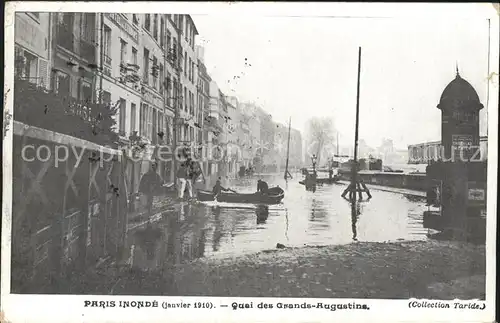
437;70;482;110
186;15;199;35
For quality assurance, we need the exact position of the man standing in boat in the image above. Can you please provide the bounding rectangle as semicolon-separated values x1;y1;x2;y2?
213;177;230;196
257;178;269;194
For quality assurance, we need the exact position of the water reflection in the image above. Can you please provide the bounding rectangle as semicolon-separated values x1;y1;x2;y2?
212;206;222;252
255;205;269;224
124;175;429;269
350;201;361;241
309;199;330;231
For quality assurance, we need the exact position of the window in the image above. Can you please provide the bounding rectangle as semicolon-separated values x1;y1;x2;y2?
147;107;153;140
143;48;149;84
167;31;171;54
188;58;192;81
130;103;137;134
166;71;172;102
184;87;187;111
79;81;92;103
120;39;127;65
17;50;38;83
103;25;112;65
189;91;193;115
152;56;158;89
57;13;74;51
79;13;96;62
153;14;158;40
172;78;178;107
191;60;195;82
102;91;111;105
160;17;165;48
159;63;164;95
152;109;158;144
140;104;146;137
184;51;187;76
80;13;95;43
56;72;70;97
133;14;139;25
144;14;151;31
119;98;126;134
140;103;153;140
132;47;138;65
179;15;184;34
190;127;194;142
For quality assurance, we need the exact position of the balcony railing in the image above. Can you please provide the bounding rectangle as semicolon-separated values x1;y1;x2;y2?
104;54;112;66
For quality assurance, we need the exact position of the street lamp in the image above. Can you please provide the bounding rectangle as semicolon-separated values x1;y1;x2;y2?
311;154;317;172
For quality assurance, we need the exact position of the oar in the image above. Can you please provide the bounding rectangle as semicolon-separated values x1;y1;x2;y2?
227;188;238;194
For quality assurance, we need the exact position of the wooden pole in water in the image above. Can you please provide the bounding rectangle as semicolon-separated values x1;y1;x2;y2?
352;47;362;202
284;117;292;180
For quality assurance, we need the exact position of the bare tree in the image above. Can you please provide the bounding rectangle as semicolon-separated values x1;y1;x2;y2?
306;117;335;166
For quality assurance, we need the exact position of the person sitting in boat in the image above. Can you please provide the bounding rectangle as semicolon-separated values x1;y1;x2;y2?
257;178;269;194
213;177;230;196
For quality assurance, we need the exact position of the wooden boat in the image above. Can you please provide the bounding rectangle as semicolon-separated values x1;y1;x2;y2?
197;186;285;204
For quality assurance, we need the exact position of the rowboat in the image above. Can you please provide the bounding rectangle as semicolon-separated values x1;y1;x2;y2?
197;186;285;204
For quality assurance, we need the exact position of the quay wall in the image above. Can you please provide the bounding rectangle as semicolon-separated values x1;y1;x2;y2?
338;170;427;191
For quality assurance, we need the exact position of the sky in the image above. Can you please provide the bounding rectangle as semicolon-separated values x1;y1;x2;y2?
192;13;491;150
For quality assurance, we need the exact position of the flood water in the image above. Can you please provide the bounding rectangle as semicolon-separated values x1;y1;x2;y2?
124;175;429;271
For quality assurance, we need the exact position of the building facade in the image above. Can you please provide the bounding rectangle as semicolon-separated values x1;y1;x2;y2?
225;96;241;177
239;102;261;168
14;12;52;89
171;14;199;146
51;13;98;104
196;46;212;175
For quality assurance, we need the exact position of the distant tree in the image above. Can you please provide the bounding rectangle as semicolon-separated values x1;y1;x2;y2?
14;77;119;147
306;117;335;166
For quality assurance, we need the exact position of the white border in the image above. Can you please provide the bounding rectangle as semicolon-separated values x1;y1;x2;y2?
2;2;498;323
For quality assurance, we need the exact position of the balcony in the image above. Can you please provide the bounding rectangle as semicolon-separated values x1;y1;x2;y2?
104;54;112;66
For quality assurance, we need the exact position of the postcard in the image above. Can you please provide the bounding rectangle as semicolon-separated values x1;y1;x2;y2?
2;2;498;323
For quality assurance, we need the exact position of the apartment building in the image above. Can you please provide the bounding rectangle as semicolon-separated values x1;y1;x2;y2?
196;46;213;175
14;12;52;89
51;13;98;103
225;96;240;176
196;46;210;146
165;14;199;147
98;13;142;142
135;13;167;148
239;102;261;167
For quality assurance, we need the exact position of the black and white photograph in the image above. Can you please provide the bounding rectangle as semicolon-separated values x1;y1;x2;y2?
2;2;498;323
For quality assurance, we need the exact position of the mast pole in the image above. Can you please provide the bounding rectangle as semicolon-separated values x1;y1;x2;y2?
352;47;362;202
337;132;339;155
284;117;292;180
